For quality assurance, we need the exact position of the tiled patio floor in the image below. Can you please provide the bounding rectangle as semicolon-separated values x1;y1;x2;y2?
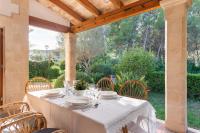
156;119;200;133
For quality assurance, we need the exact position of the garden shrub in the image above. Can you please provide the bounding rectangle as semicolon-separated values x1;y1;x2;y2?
47;66;60;79
60;60;65;70
146;71;165;93
118;47;156;79
29;61;49;78
146;71;200;100
155;58;165;71
76;72;93;83
187;73;200;100
29;61;60;80
54;74;65;88
90;72;105;83
91;64;113;76
187;60;200;73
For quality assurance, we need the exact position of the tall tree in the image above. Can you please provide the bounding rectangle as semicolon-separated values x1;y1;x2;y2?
107;9;165;58
188;0;200;65
76;26;107;73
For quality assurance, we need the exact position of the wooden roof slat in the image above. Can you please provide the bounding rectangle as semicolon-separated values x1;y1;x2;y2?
29;16;70;33
71;0;160;33
110;0;123;8
77;0;101;17
49;0;85;23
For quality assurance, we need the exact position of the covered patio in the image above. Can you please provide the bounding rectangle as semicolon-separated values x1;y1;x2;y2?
0;0;198;132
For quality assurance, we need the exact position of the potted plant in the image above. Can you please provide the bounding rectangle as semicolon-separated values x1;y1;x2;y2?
74;80;89;96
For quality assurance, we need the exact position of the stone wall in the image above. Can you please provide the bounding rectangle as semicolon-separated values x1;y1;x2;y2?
0;0;29;103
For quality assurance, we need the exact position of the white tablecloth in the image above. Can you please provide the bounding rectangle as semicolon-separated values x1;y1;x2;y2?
23;88;156;133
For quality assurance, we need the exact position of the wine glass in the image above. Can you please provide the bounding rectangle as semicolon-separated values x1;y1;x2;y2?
63;81;73;96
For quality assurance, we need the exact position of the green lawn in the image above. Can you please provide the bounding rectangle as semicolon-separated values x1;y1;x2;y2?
148;92;200;130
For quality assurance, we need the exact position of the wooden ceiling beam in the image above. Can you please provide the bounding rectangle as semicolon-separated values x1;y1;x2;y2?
72;0;160;33
77;0;101;17
110;0;123;8
29;16;71;33
49;0;85;23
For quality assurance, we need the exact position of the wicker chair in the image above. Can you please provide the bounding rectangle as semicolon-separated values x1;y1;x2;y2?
0;112;36;122
120;80;149;133
25;77;52;93
119;80;148;100
96;77;114;91
0;113;65;133
0;102;30;119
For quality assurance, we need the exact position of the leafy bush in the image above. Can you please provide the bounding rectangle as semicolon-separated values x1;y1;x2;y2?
155;58;165;71
29;61;61;80
54;74;65;88
91;64;113;76
146;71;165;93
146;71;200;100
47;66;60;79
187;60;200;73
76;72;93;83
188;73;200;100
118;47;156;79
60;60;65;70
29;61;50;79
90;72;105;83
76;71;107;84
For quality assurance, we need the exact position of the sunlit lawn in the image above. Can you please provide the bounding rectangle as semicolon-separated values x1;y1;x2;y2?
149;92;200;130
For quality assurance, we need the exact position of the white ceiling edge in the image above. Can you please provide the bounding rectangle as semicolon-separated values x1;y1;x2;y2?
29;0;70;26
0;0;19;16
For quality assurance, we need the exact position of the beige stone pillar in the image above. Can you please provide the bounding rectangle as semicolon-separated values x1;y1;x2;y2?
160;0;192;132
0;0;29;103
64;33;76;86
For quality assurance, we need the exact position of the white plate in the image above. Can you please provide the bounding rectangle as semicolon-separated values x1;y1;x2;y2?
42;94;64;99
100;91;117;97
46;90;60;95
100;91;118;99
101;95;118;99
65;96;90;106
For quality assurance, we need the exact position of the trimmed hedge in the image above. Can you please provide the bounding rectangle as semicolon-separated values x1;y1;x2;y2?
29;61;60;80
188;73;200;99
146;72;200;100
146;72;165;93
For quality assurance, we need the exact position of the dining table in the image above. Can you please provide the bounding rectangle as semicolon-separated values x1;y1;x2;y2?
23;88;156;133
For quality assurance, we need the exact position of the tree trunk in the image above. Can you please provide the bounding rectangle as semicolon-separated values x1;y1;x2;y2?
143;27;149;50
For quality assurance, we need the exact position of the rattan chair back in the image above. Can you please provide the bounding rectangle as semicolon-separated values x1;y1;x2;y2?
25;77;52;92
0;102;30;118
120;80;148;100
0;113;47;133
96;77;114;91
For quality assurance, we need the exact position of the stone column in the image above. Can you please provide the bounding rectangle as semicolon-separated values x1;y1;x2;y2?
160;0;192;132
0;0;29;103
64;33;76;86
